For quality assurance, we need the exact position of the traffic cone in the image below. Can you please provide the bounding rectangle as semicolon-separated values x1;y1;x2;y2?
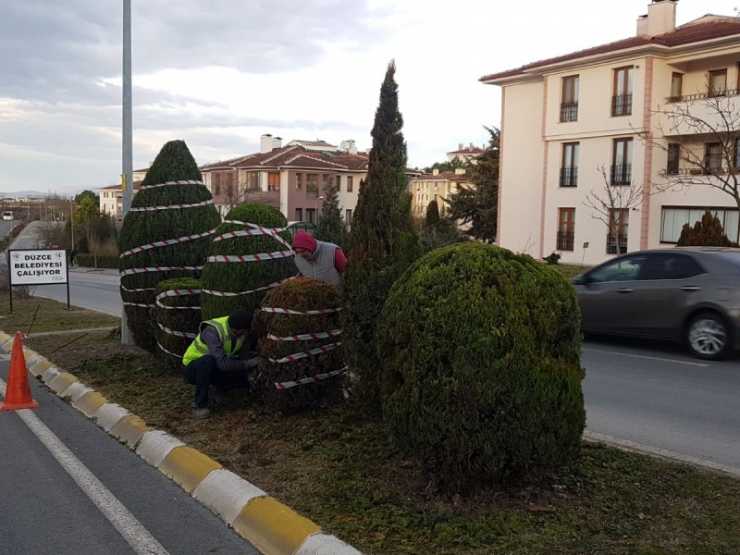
0;332;39;411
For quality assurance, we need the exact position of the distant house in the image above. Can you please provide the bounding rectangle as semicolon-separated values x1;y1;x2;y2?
447;143;484;164
98;180;142;221
411;169;471;219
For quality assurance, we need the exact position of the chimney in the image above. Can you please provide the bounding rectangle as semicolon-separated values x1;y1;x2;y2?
458;143;463;151
260;134;274;153
637;0;678;37
272;136;283;150
432;169;440;176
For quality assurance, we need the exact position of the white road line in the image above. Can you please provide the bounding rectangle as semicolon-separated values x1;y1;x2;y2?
581;346;710;367
584;430;740;478
0;378;170;555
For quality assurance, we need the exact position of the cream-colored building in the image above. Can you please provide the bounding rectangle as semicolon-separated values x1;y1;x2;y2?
481;0;740;265
411;169;470;219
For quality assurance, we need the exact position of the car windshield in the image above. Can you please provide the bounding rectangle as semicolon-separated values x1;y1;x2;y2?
587;255;646;283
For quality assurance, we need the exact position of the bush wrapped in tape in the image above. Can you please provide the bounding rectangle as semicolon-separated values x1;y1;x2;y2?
153;277;202;371
255;277;344;415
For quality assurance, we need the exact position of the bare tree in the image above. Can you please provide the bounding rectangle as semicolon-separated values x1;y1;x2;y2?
584;165;643;254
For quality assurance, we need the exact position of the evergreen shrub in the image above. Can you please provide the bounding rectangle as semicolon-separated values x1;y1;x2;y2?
200;203;295;321
376;242;586;491
153;277;202;371
677;210;739;247
119;140;220;352
255;277;344;414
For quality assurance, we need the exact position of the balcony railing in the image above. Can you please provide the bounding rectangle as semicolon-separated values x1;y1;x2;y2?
611;94;632;116
610;164;632;185
560;102;578;122
665;89;740;103
559;167;578;187
606;233;628;255
556;231;575;251
306;188;319;199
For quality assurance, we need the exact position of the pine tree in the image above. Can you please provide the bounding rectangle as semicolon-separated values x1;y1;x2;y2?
119;140;220;352
315;180;348;249
677;210;738;247
425;200;440;228
342;60;419;402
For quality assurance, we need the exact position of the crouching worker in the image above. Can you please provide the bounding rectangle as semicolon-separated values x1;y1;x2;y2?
292;230;347;290
182;309;261;419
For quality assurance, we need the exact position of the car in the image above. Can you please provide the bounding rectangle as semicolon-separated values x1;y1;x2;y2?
570;247;740;360
2;211;13;221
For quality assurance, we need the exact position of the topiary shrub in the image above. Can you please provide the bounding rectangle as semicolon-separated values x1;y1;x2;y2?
200;203;295;321
376;242;585;492
119;140;220;352
153;277;202;372
677;210;739;247
254;277;344;415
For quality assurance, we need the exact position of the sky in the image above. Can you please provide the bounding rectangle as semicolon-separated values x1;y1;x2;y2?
1;0;737;196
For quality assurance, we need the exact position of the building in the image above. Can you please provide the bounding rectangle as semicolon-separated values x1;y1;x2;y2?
447;143;484;164
411;169;471;219
481;0;740;265
98;167;147;221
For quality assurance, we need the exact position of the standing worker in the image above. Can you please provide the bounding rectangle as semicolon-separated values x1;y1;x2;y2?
182;309;261;419
291;230;347;290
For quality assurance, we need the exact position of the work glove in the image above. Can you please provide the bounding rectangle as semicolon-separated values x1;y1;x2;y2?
243;356;264;370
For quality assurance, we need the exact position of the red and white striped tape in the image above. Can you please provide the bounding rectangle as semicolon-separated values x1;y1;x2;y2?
267;342;341;364
208;251;292;263
120;266;203;276
120;229;216;258
156;341;184;359
155;289;202;301
274;367;347;390
260;307;342;316
219;221;293;250
140;180;205;190
129;199;213;212
267;329;341;342
157;322;197;339
123;301;155;308
120;285;156;293
201;275;296;297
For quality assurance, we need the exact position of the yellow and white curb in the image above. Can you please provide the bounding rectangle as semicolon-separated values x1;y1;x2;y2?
0;331;362;555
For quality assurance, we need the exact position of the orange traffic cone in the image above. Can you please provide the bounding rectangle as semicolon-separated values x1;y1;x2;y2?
0;332;39;411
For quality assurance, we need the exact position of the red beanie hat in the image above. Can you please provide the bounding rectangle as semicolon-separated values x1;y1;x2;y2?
292;230;317;253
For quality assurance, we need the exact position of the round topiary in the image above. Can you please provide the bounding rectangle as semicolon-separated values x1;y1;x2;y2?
200;203;295;321
376;242;585;491
254;277;344;415
153;277;202;372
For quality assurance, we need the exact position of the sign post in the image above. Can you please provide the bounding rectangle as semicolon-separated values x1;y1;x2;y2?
8;249;70;313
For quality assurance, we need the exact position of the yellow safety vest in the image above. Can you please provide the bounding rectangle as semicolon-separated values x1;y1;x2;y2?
182;316;245;366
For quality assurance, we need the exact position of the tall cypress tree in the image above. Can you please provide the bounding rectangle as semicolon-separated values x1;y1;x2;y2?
342;60;419;402
315;180;348;249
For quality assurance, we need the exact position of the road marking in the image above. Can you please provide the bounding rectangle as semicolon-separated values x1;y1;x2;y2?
0;378;170;555
582;346;709;367
585;430;740;478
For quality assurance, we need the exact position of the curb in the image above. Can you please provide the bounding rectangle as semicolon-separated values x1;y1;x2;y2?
0;331;362;555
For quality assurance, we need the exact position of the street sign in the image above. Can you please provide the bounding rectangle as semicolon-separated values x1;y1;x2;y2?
8;249;68;286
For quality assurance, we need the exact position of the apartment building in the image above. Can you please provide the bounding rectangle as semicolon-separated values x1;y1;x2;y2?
411;169;471;219
481;0;740;265
98;167;147;220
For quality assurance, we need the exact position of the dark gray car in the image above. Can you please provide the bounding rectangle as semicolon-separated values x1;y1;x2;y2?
571;247;740;360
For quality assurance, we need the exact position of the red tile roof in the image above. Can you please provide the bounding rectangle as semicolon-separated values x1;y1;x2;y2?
481;18;740;82
99;181;142;191
200;145;370;173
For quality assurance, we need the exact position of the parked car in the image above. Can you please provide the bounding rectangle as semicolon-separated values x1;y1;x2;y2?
570;247;740;360
2;211;13;221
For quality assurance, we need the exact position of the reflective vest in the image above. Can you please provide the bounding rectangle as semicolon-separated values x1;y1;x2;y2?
182;316;245;366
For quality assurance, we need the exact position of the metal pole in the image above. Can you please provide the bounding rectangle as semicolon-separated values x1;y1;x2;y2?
70;198;74;248
121;0;134;345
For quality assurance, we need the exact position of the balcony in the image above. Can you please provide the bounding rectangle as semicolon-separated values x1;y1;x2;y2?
610;164;632;185
666;89;740;103
660;93;740;137
560;102;578;122
556;231;575;251
611;94;632;117
559;167;578;187
606;233;628;255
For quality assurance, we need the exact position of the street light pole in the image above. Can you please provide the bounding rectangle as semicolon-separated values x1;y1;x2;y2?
70;197;75;248
121;0;134;345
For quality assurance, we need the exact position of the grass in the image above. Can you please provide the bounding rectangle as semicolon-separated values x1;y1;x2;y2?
19;323;740;555
0;295;120;335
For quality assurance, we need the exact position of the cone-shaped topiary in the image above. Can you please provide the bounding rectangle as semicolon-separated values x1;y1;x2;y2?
376;242;586;492
153;277;202;372
342;60;419;403
200;203;295;321
254;277;343;415
120;140;221;352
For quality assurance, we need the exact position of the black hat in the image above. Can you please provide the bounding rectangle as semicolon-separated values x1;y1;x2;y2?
228;309;253;331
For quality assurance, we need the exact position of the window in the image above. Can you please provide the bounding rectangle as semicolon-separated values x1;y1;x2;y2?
306;208;317;224
306;174;319;198
667;143;680;175
226;183;234;197
347;176;353;193
638;254;704;280
213;174;221;197
335;175;342;192
345;209;353;225
268;172;280;192
588;254;645;283
669;73;683;102
560;143;579;187
295;208;303;221
557;208;575;251
735;137;740;169
661;207;740;243
246;172;259;191
611;138;633;185
560;75;579;122
612;66;633;116
607;209;629;254
322;174;329;191
709;69;727;97
705;143;722;173
296;173;303;190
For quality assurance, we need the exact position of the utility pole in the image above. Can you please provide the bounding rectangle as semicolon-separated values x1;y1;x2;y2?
121;0;134;345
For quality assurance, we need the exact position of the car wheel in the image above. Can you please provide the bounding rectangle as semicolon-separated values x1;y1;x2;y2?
686;311;730;360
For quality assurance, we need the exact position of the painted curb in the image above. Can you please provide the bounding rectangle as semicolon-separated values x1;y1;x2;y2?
0;332;362;554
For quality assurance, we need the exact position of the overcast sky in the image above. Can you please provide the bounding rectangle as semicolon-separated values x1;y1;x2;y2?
1;0;736;195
